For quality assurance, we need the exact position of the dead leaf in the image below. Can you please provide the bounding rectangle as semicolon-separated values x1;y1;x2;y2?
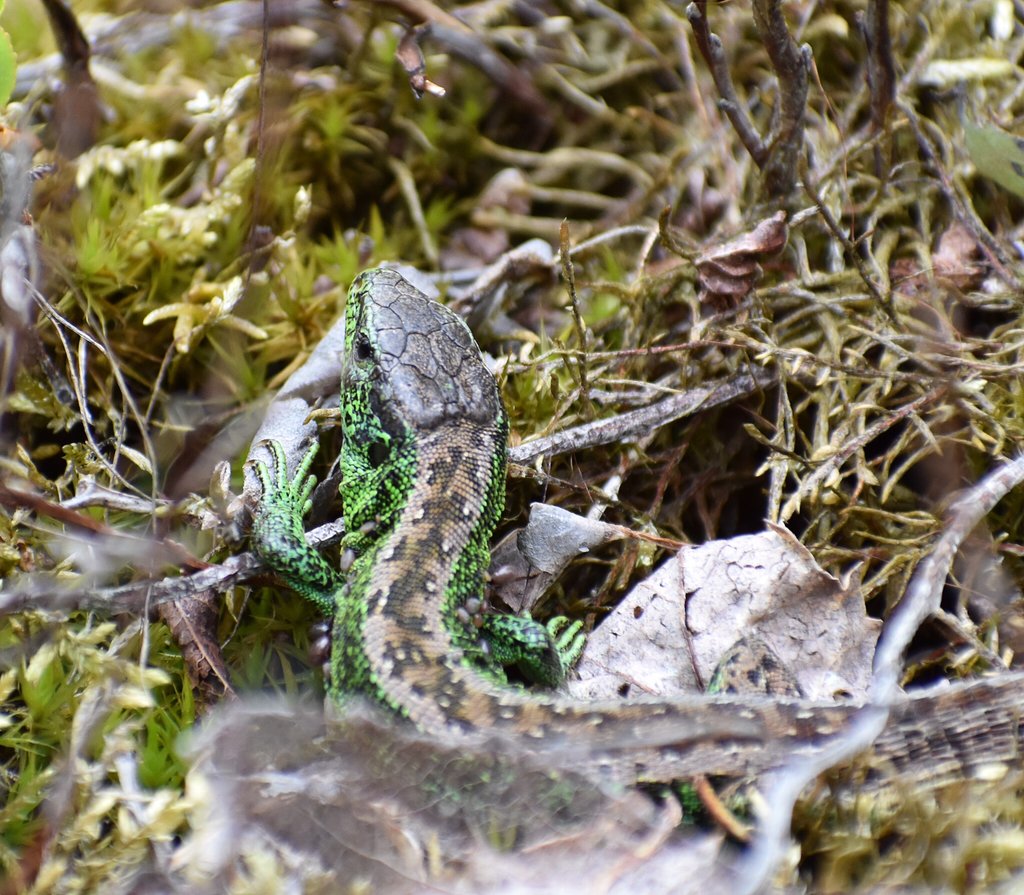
570;542;701;700
158;591;234;712
892;222;984;296
489;502;626;615
241;312;348;516
573;524;878;702
396;25;446;99
932;222;983;290
696;211;787;310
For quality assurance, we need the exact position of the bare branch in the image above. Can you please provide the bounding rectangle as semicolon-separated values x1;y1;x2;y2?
750;0;811;195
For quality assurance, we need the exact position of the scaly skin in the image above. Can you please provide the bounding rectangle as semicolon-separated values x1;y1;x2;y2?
252;268;1024;786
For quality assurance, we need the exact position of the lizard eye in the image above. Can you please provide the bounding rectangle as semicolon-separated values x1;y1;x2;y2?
353;333;373;362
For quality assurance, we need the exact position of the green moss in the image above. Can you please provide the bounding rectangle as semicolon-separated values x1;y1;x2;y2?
2;0;1024;887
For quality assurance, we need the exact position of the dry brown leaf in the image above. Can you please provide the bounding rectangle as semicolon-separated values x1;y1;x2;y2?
573;524;878;702
695;211;788;310
932;221;983;289
489;502;626;615
891;222;984;297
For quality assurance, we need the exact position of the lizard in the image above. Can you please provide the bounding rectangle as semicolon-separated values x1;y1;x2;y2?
249;266;1024;788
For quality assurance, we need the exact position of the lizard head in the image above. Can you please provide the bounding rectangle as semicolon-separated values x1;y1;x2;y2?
339;268;507;529
342;268;504;433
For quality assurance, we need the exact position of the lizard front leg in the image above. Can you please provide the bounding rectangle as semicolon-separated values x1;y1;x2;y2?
249;439;339;614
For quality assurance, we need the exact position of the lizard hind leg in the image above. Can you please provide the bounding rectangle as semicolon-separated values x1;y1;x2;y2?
477;613;585;688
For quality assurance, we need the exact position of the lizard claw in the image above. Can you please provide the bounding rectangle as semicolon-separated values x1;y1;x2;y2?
249;439;320;518
547;615;586;675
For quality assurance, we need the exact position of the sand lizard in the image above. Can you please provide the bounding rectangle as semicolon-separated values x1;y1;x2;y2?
250;267;1024;787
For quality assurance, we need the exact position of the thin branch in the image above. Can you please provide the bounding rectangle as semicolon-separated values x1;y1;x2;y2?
750;0;811;195
778;386;946;523
511;368;776;464
861;0;895;133
686;2;767;166
0;519;346;617
873;454;1024;695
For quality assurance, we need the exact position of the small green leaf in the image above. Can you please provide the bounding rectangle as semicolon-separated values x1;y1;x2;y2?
965;122;1024;199
0;27;13;109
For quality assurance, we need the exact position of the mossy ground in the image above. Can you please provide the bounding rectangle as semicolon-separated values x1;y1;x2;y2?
2;0;1023;891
